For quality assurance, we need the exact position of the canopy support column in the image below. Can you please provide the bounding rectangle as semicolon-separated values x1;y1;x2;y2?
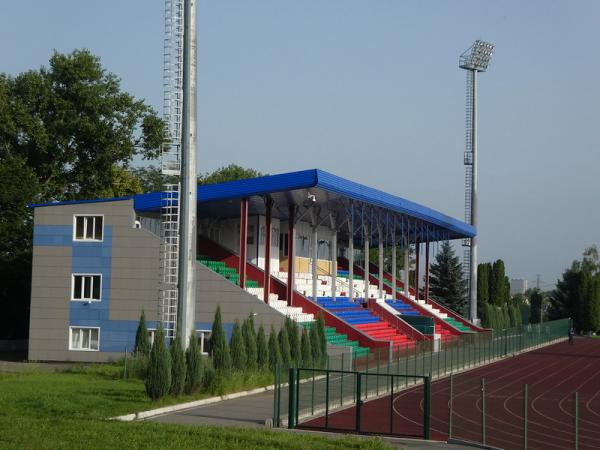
312;225;318;300
391;232;397;301
286;206;296;306
331;229;337;301
239;198;249;289
403;237;410;297
364;222;370;299
425;241;430;302
263;198;273;303
348;215;354;299
378;224;384;299
415;243;420;300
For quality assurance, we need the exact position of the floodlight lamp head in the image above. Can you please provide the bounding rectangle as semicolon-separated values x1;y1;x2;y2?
459;40;495;72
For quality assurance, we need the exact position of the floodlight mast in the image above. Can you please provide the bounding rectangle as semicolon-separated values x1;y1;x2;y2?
460;40;494;325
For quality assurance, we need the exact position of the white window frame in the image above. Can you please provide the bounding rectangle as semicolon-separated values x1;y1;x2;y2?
196;329;212;355
73;215;104;242
71;273;102;302
68;326;100;351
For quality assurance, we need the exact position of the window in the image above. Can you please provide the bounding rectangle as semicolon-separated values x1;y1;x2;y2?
74;215;103;241
196;330;212;355
69;327;100;351
72;274;102;301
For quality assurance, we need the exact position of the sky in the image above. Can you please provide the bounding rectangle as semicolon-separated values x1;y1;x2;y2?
1;0;599;288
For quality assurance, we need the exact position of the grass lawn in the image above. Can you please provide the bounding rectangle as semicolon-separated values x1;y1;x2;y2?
0;367;390;450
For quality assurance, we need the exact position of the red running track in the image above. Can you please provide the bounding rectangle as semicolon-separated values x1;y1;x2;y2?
300;337;600;450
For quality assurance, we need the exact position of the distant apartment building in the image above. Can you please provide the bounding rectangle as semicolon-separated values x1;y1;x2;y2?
510;278;528;295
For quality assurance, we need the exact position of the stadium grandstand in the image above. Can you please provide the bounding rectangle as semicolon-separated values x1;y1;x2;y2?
28;168;484;362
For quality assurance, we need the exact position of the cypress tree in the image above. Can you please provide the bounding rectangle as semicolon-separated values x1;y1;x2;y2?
278;324;292;368
243;315;258;371
316;314;327;367
230;320;247;371
209;306;230;374
288;319;301;366
145;326;171;400
268;324;282;372
300;328;313;368
530;289;543;324
170;334;186;396
185;334;202;394
134;310;151;356
256;323;269;370
309;321;321;366
477;264;489;305
490;260;507;306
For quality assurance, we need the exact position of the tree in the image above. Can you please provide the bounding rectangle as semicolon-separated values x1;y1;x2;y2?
477;263;490;305
256;323;269;370
145;327;171;400
230;320;247;371
185;334;202;394
268;325;282;372
286;318;301;367
300;329;313;368
199;164;265;185
529;289;543;324
309;322;321;367
209;306;231;374
315;315;328;367
278;324;292;368
0;49;164;339
170;334;186;396
243;315;258;371
490;260;507;306
134;310;151;356
428;241;467;314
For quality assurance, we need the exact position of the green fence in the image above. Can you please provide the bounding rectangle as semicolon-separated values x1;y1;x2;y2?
273;318;570;433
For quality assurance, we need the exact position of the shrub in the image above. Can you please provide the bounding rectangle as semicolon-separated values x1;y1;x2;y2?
128;354;149;380
230;320;247;371
169;335;186;396
134;310;151;356
209;306;230;374
243;315;258;371
300;328;313;368
287;318;301;366
256;323;269;370
185;334;203;394
278;324;292;368
145;326;171;400
268;324;281;372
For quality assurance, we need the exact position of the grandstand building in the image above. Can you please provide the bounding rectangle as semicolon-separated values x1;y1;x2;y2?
28;169;483;362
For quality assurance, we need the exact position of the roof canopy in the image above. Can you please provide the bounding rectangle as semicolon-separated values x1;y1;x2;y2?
32;169;475;244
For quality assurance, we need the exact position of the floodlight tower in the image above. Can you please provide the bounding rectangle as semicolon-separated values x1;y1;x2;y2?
459;40;494;324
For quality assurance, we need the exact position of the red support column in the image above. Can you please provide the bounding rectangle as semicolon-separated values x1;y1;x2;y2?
424;241;430;301
239;198;249;289
263;198;273;303
415;243;420;300
286;205;296;306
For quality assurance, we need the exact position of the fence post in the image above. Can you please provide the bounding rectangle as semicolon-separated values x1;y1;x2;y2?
389;375;395;435
355;373;362;432
288;368;297;429
482;378;486;445
405;344;409;387
449;373;454;438
272;363;280;427
524;383;528;450
423;375;431;440
340;353;345;407
325;369;330;428
575;391;579;450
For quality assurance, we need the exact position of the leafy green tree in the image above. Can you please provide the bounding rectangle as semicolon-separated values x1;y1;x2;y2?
300;329;313;368
209;306;231;374
243;315;258;371
199;164;265;185
230;320;247;371
315;315;328;367
134;310;151;356
185;334;202;394
145;327;171;400
278;324;292;368
170;334;186;396
286;318;301;366
490;260;507;306
309;322;321;366
0;49;164;339
428;241;467;314
256;323;269;370
477;263;490;305
268;325;282;372
529;289;544;324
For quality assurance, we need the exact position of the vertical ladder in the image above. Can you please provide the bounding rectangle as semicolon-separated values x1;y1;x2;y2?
159;0;184;339
462;71;474;283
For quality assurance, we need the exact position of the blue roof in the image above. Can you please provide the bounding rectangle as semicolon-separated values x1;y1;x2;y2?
30;169;475;239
